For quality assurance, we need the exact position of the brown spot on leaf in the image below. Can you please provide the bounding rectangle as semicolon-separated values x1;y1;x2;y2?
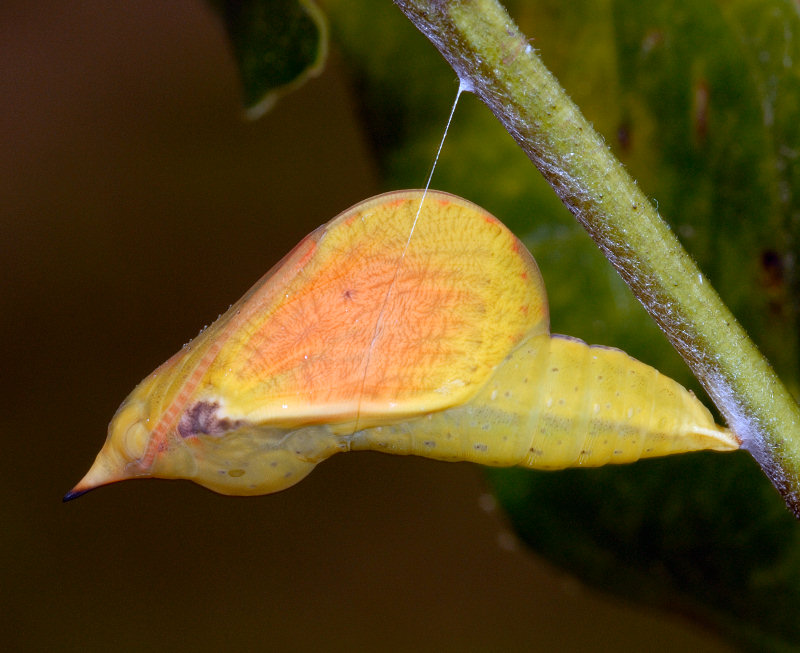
761;249;784;289
759;249;788;316
693;78;709;146
617;121;632;153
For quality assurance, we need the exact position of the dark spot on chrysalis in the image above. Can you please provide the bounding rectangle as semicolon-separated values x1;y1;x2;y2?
178;401;244;438
342;289;354;301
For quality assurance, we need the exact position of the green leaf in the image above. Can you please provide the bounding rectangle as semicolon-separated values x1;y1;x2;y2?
210;0;328;118
323;0;800;649
486;456;800;652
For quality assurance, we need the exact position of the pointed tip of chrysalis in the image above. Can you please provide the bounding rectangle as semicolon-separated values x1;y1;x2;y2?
63;446;135;503
62;487;92;502
62;471;105;503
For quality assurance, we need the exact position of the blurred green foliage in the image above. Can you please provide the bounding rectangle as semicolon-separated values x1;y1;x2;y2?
214;0;800;650
210;0;327;117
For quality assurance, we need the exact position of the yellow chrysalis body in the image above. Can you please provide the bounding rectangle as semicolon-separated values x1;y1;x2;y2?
349;333;734;469
67;190;738;499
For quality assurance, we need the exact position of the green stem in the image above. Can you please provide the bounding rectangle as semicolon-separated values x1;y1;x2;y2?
394;0;800;516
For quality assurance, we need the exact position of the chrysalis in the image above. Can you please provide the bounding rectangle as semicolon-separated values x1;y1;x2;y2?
65;191;738;499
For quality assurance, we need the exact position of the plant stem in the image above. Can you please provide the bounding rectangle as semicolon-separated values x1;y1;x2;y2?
394;0;800;515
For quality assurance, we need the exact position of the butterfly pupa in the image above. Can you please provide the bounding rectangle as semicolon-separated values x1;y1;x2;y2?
65;190;739;499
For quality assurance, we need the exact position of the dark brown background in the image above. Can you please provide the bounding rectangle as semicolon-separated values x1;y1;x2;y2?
2;2;732;650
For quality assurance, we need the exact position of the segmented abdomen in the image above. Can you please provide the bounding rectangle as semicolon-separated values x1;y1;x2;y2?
517;334;737;468
350;333;738;468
